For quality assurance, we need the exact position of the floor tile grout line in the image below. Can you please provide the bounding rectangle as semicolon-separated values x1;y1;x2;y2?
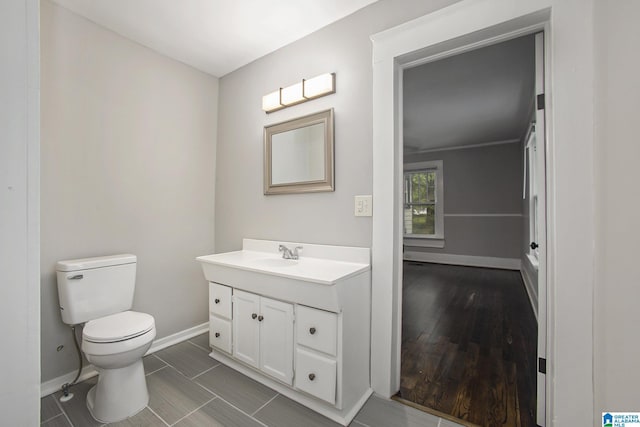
186;339;211;353
167;396;217;426
52;393;75;427
40;412;64;425
146;405;172;427
151;350;220;381
193;383;270;427
189;362;221;380
250;393;280;416
144;364;168;377
150;353;173;369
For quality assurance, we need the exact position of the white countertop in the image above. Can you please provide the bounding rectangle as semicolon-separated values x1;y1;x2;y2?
196;249;370;285
196;239;370;285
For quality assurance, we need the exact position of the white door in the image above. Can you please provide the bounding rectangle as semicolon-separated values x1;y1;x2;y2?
534;31;548;427
232;290;260;368
259;297;294;385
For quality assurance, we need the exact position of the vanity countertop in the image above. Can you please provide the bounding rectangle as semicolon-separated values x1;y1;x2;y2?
196;239;370;285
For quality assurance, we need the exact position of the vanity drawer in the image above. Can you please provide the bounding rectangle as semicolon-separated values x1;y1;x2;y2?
295;348;337;405
296;305;337;356
209;315;232;354
209;282;232;319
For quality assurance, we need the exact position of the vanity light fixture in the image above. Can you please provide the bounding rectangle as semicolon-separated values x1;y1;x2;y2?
262;73;336;113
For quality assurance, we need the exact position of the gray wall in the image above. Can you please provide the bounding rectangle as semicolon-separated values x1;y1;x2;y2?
594;0;640;416
215;0;460;253
40;0;218;382
404;142;523;259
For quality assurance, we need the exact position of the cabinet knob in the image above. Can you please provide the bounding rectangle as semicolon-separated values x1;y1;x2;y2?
309;327;316;335
251;313;257;319
215;332;220;338
214;298;220;304
258;315;264;322
530;241;539;250
308;373;316;381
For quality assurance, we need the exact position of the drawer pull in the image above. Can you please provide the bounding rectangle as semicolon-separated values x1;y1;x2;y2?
215;332;220;338
308;373;316;381
214;298;220;304
309;327;316;335
251;313;257;319
258;315;264;322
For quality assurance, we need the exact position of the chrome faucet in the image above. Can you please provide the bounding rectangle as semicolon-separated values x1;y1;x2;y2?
279;244;303;260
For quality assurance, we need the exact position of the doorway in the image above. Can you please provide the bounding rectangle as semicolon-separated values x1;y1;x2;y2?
371;2;597;425
397;33;541;426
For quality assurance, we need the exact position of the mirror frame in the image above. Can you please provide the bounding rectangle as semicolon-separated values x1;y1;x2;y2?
264;108;334;195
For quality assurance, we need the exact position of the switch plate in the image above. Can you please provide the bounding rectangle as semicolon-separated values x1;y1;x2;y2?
354;195;372;217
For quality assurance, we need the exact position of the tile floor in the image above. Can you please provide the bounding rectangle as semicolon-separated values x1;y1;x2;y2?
40;333;462;427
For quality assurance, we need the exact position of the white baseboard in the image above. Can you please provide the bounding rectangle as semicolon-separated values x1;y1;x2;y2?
404;251;521;270
41;322;209;397
146;321;209;354
41;365;99;398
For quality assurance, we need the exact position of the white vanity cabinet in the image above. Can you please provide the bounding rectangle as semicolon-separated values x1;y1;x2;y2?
208;282;232;353
199;239;371;426
232;290;294;385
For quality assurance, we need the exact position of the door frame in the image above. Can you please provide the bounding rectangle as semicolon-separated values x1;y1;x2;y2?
370;1;596;426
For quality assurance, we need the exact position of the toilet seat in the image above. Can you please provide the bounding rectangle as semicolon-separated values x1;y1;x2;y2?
84;311;155;343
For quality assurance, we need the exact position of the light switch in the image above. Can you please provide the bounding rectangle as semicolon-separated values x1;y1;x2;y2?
354;195;372;217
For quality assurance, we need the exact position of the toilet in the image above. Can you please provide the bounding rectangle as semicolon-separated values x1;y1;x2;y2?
56;254;156;423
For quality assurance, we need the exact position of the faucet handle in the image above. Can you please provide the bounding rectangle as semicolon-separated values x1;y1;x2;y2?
292;246;303;257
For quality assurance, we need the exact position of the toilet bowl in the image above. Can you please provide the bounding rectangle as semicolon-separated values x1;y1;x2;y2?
82;311;156;423
56;254;156;423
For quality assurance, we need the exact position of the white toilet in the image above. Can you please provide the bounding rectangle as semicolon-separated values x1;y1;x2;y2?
56;254;156;423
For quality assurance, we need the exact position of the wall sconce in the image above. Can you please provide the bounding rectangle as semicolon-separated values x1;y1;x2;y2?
262;73;336;113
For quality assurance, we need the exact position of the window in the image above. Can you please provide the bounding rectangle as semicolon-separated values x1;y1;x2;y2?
404;161;444;247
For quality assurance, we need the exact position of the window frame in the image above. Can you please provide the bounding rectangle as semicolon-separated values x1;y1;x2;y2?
403;160;444;248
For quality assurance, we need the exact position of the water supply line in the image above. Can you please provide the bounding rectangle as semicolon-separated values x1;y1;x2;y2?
59;325;83;402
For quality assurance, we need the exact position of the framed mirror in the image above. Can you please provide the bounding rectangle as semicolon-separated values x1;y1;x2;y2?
264;108;334;195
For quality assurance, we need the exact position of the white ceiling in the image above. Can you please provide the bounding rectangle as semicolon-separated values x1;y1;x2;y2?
403;34;536;152
50;0;379;77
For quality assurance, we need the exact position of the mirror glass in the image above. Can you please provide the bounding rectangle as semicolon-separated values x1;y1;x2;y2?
264;109;334;194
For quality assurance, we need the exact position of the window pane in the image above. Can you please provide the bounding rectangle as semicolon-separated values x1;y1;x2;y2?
426;171;436;202
406;171;436;203
404;204;435;235
411;173;426;203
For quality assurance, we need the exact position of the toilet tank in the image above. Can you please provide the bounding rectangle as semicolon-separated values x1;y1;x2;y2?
56;254;137;325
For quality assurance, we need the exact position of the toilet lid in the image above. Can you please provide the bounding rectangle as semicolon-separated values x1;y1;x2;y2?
83;311;155;343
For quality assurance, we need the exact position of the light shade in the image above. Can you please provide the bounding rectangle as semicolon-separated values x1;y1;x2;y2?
281;82;304;105
262;90;281;112
304;73;335;99
262;73;335;113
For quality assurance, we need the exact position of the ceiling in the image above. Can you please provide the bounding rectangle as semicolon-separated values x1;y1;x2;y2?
50;0;379;77
403;34;536;152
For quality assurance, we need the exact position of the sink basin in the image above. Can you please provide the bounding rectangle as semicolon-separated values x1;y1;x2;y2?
253;258;299;268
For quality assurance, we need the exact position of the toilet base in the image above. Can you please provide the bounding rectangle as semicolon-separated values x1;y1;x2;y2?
86;359;149;423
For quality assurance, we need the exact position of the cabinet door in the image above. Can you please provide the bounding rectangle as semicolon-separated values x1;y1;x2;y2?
232;290;260;368
295;347;337;404
209;282;232;319
259;297;294;385
209;315;232;353
296;305;338;356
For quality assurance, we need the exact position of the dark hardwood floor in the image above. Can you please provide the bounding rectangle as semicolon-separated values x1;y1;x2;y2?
397;261;537;427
